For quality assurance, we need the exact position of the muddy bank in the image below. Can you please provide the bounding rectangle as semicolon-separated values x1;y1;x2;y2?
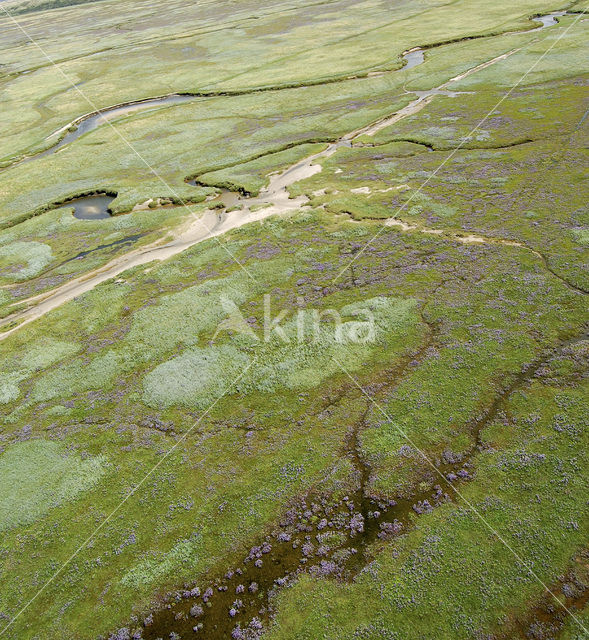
416;11;567;53
2;51;426;173
508;548;589;639
1;11;565;174
60;192;183;220
0;47;534;341
48;95;195;150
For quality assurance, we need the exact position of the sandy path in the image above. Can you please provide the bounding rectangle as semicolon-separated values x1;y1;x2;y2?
0;48;520;341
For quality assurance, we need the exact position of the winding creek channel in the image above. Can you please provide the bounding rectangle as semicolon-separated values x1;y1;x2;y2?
2;12;566;172
0;51;518;341
0;36;564;343
0;10;583;639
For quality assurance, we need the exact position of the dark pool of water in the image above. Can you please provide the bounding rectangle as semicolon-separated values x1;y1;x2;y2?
67;194;115;219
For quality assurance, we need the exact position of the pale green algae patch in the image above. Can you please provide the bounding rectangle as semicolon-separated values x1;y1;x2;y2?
0;440;107;532
0;373;22;404
143;296;420;408
0;338;79;404
572;228;589;246
0;241;53;281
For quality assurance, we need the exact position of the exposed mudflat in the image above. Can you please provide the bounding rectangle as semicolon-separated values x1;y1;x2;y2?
0;45;522;341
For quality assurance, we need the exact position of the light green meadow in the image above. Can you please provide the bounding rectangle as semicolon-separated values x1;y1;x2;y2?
0;0;587;639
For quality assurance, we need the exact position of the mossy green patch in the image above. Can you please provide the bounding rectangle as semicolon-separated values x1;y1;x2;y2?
0;241;53;281
0;439;107;532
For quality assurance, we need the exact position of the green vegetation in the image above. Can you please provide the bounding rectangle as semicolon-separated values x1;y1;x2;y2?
0;204;586;638
197;143;329;195
0;440;107;531
0;0;587;639
268;337;589;639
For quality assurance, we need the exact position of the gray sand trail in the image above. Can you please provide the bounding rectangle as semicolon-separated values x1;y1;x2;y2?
0;46;528;341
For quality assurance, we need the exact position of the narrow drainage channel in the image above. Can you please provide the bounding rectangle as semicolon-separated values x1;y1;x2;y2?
50;96;195;152
510;548;589;639
115;329;588;640
135;439;470;640
61;233;146;264
3;11;567;176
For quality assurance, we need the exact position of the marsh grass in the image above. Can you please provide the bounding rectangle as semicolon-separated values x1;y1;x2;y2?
0;2;587;639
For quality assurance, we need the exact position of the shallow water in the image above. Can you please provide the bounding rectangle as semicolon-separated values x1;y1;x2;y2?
67;194;114;219
403;48;424;69
532;11;566;29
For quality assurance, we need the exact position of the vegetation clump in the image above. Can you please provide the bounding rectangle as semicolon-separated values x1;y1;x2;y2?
0;1;586;639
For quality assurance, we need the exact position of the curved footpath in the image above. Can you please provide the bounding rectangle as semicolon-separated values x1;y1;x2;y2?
0;13;576;341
